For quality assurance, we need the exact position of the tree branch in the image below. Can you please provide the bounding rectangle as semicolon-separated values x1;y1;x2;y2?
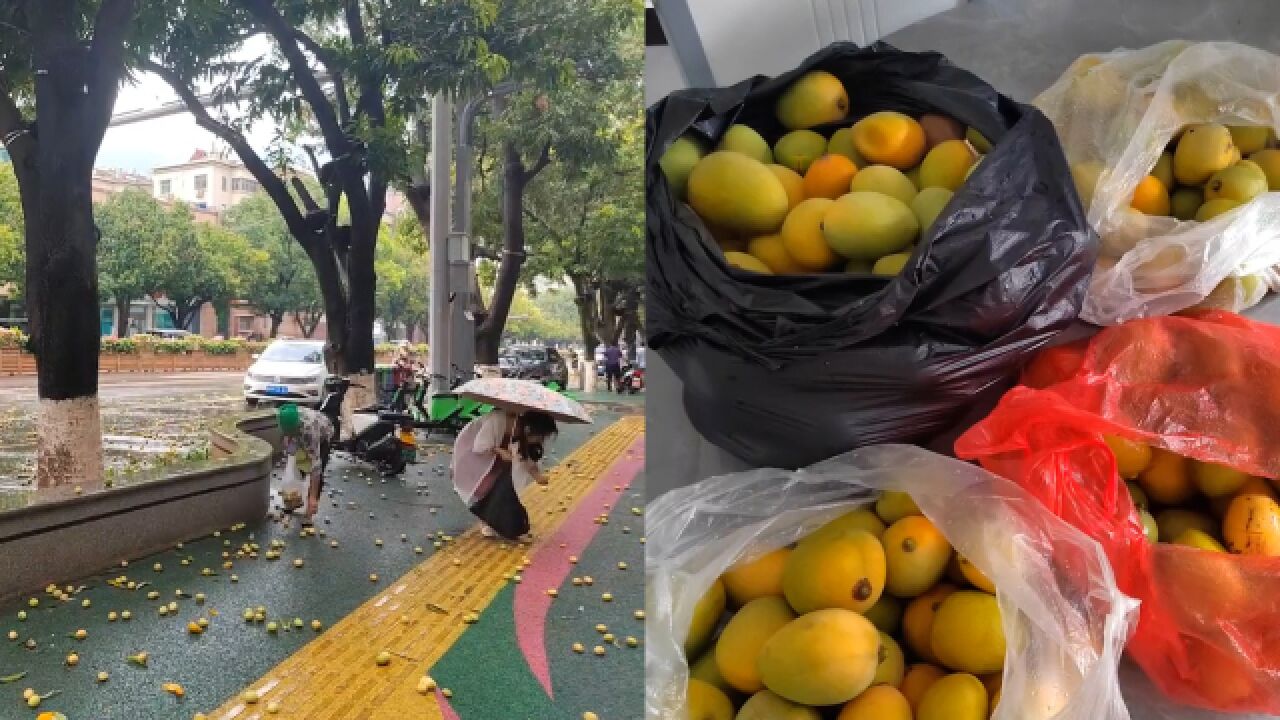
521;142;552;183
142;59;311;242
290;27;350;125
345;0;385;126
238;0;348;155
86;0;138;140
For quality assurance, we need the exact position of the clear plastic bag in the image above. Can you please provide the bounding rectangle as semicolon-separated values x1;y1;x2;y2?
280;454;306;508
645;444;1137;720
1033;40;1280;324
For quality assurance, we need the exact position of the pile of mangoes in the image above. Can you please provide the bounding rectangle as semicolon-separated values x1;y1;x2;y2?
1110;123;1280;222
683;492;1008;720
658;70;992;277
1107;435;1280;555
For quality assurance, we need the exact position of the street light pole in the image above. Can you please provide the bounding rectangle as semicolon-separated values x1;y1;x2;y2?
428;94;453;397
449;82;519;379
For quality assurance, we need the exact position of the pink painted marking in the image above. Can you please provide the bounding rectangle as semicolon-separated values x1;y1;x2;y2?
514;436;646;699
435;689;462;720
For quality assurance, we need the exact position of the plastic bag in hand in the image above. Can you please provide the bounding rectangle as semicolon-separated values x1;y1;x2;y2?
645;444;1136;720
1034;41;1280;323
280;454;306;506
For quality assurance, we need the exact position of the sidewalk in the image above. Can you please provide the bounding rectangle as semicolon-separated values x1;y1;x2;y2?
0;403;644;719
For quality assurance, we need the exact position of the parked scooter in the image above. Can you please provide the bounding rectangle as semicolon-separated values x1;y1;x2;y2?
318;376;412;476
617;363;644;395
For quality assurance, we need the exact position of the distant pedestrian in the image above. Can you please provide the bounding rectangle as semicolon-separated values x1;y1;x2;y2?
602;342;623;391
391;345;415;411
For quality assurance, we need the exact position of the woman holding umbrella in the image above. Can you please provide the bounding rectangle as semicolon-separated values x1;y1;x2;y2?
453;409;557;540
450;378;591;541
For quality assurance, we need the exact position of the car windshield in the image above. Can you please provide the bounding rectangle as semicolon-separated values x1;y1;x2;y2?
519;349;546;363
261;343;324;364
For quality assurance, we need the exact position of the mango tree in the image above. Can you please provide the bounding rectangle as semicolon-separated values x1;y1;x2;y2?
0;0;138;488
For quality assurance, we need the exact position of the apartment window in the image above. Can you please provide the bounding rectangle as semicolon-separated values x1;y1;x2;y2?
237;316;253;333
194;174;207;192
158;179;171;195
222;176;227;191
232;178;258;193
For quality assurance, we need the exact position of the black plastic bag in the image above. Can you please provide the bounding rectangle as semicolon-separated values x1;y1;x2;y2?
646;42;1098;470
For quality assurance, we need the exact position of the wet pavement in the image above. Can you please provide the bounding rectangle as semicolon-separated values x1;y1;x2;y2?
0;387;645;719
0;373;247;487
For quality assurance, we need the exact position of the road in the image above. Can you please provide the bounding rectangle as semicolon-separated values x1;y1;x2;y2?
0;371;245;400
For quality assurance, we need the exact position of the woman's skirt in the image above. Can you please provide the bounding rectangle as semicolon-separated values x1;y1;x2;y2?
467;462;530;540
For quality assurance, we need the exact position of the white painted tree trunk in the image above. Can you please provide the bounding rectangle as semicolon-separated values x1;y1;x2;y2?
341;372;375;441
35;396;103;489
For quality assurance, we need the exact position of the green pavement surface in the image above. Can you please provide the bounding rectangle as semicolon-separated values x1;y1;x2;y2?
0;393;640;720
431;470;646;720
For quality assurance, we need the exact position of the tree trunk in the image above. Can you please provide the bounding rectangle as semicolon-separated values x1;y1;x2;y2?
27;169;103;488
11;0;138;489
405;323;416;343
269;312;283;338
569;274;597;352
214;298;231;337
474;141;548;364
115;296;131;337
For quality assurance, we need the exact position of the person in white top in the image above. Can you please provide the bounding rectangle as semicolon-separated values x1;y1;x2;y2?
451;409;558;541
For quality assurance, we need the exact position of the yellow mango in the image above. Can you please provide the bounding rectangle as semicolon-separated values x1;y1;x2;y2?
873;631;906;687
689;650;735;697
687;678;735;720
721;547;790;607
758;608;880;706
875;491;923;525
931;591;1006;675
1138;449;1194;505
883;516;953;598
1191;460;1251;498
917;673;988;720
1224;492;1280;555
1103;434;1152;479
736;689;821;720
900;663;946;714
782;530;886;615
837;684;912;720
902;583;957;663
863;594;902;635
685;578;726;656
715;596;795;694
1155;508;1216;545
957;555;996;594
804;508;887;545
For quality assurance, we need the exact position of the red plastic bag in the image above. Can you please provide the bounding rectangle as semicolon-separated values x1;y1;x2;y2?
955;310;1280;713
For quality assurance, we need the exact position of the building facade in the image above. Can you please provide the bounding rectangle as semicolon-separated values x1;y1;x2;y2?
152;149;262;213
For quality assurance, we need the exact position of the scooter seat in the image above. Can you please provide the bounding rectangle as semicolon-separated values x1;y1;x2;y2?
378;410;414;424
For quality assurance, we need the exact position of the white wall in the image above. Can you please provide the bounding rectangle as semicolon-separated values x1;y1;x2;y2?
655;0;963;88
645;45;688;107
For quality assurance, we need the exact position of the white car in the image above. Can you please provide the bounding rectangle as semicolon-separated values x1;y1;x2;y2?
243;339;328;407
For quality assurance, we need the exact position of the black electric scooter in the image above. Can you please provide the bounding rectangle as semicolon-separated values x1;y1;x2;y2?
319;376;411;476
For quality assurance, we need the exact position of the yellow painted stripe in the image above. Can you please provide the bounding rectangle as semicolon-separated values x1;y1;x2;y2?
207;416;644;720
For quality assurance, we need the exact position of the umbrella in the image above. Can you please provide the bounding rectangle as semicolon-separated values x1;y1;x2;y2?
455;378;592;424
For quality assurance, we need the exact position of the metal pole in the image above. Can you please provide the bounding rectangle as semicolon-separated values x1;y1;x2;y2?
428;94;452;397
449;98;481;379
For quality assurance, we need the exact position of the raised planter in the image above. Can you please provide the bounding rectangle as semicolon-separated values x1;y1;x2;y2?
0;412;276;604
2;348;256;376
